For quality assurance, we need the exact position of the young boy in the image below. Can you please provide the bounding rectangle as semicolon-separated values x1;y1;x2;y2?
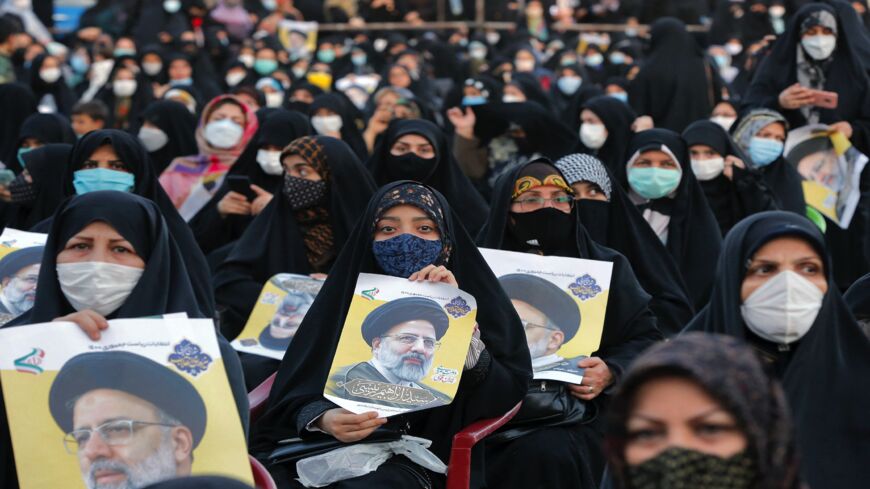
70;100;109;138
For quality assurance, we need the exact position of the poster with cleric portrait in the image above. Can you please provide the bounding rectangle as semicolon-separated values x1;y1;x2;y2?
0;228;47;325
480;248;613;384
0;316;253;489
232;273;325;359
784;124;868;228
324;273;477;418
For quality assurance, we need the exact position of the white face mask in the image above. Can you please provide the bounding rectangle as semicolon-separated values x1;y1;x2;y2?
579;123;608;149
40;68;62;84
138;126;169;152
163;0;181;13
204;119;244;149
257;149;284;175
225;70;246;87
710;115;737;131
801;34;837;61
741;270;824;346
238;54;255;68
113;79;137;97
57;262;144;317
265;91;285;108
142;62;163;76
691;157;725;181
515;59;535;72
502;94;524;103
311;115;343;135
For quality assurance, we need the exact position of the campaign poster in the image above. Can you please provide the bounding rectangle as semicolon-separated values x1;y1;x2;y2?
480;248;613;384
0;228;47;324
324;273;477;418
0;317;253;489
231;273;324;359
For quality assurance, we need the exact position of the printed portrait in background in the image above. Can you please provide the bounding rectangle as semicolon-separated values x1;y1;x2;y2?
259;290;315;351
49;351;207;489
0;246;44;322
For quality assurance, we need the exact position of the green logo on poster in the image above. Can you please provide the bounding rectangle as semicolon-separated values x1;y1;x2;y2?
362;287;380;300
14;348;45;375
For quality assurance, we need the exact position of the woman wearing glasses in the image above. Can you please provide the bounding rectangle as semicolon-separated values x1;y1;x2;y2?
476;159;662;489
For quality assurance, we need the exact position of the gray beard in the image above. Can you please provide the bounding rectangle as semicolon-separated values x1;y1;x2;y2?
2;285;33;316
375;345;433;383
84;436;178;489
527;334;552;359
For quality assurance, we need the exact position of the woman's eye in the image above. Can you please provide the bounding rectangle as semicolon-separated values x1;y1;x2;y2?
800;263;820;274
419;226;433;232
112;246;132;254
110;163;127;171
627;429;662;442
379;226;395;233
696;424;733;437
69;243;89;250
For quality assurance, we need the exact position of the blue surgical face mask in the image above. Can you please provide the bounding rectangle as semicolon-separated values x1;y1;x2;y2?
713;54;729;69
462;95;487;106
317;49;336;63
628;167;682;200
73;168;136;194
609;91;628;103
372;233;442;278
17;147;34;168
70;55;89;74
114;48;136;58
253;58;278;75
557;76;582;95
352;53;367;66
609;52;626;65
748;137;783;167
170;78;192;87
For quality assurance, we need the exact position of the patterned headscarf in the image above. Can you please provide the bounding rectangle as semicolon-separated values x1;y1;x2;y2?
373;182;452;265
511;160;574;199
282;136;334;271
555;153;613;200
606;333;800;489
732;109;789;155
193;95;259;166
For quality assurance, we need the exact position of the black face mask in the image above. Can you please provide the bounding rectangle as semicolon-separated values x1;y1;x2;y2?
385;152;437;182
283;174;327;210
576;199;610;243
8;173;36;206
509;207;575;252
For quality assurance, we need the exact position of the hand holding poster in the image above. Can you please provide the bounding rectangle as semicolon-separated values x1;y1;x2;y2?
231;273;324;359
0;228;47;324
0;317;252;489
324;273;477;418
480;248;613;384
784;124;868;228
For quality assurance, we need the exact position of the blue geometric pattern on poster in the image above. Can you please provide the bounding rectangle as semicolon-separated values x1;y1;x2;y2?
568;274;602;300
168;339;213;377
445;296;471;318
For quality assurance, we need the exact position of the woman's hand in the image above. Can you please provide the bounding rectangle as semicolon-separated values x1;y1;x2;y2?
316;408;387;443
722;155;746;180
250;184;274;215
54;310;108;341
567;357;613;401
409;265;458;287
447;107;476;140
830;121;853;139
778;83;814;110
217;191;252;217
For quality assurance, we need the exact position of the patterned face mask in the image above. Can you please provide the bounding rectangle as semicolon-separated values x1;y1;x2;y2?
626;447;756;489
7;173;37;205
372;233;443;278
282;174;327;210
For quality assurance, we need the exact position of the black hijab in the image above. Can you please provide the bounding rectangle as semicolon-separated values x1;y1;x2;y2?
0;83;37;169
213;136;376;338
844;272;870;322
471;101;579;161
476;160;662;379
13;113;75;173
28;55;77;115
250;182;533;463
580;95;638;174
188;109;312;254
629;18;721;132
55;129;216;317
508;72;553;111
555;153;695;337
309;93;369;161
139;100;198;173
96;67;155;131
5;144;72;230
605;333;801;489
619;129;723;310
368;119;489;236
683;119;780;235
683;211;870;488
741;3;870;155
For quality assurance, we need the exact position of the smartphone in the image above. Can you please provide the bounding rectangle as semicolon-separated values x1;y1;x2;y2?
812;90;839;109
0;169;15;186
226;175;256;201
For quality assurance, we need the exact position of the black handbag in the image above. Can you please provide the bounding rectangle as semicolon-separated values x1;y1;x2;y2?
487;380;591;444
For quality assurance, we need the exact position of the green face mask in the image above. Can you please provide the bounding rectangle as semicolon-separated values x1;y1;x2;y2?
627;447;756;489
627;167;682;200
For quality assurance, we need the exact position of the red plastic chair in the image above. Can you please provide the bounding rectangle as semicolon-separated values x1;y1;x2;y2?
246;374;523;489
249;454;278;489
445;401;523;489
